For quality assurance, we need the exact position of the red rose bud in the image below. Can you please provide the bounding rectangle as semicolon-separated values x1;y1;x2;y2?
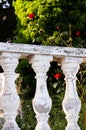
75;31;80;36
54;73;61;79
56;26;60;30
28;13;35;19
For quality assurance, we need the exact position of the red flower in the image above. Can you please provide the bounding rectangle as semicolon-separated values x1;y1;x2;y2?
56;26;60;30
75;31;81;36
28;13;35;19
54;73;61;79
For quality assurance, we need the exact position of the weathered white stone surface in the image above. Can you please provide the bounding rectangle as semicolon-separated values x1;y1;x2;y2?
61;57;82;130
0;42;85;130
30;55;53;130
0;73;4;97
0;42;86;59
0;52;21;130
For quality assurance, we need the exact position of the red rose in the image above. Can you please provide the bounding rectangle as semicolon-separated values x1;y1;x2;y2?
28;14;35;19
75;31;80;36
56;26;60;30
54;73;61;79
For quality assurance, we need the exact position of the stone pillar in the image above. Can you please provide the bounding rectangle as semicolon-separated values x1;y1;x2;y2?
0;73;4;119
30;55;53;130
0;52;21;130
61;57;82;130
0;73;4;97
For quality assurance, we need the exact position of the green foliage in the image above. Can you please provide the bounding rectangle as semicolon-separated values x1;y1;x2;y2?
13;0;86;47
15;59;36;130
13;0;62;45
16;100;36;130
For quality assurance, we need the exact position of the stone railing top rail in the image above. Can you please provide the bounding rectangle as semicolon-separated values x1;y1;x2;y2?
0;42;86;60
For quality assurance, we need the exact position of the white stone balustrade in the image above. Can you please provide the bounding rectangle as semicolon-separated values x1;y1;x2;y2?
0;42;85;130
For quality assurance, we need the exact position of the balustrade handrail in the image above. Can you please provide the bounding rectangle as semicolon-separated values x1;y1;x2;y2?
0;42;86;59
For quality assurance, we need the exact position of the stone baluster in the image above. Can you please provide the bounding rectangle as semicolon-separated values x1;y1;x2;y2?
30;55;53;130
61;57;82;130
0;73;4;118
0;52;21;130
0;73;4;97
